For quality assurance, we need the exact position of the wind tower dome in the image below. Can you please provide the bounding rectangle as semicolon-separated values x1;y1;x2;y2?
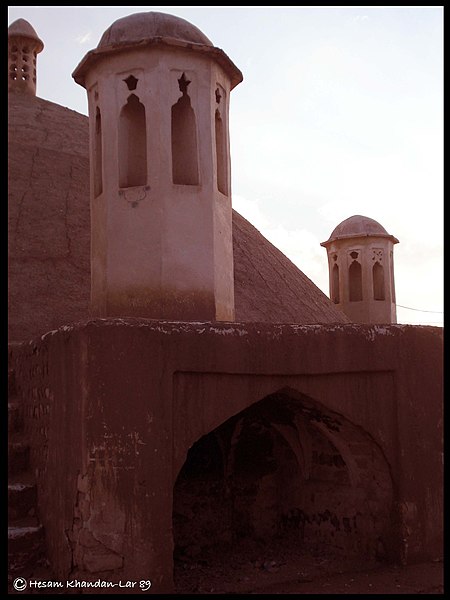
321;215;399;324
8;18;44;96
73;12;243;321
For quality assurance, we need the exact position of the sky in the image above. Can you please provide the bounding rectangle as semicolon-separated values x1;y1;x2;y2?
8;6;444;326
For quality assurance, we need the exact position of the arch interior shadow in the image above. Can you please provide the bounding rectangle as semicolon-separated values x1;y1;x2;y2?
173;389;394;592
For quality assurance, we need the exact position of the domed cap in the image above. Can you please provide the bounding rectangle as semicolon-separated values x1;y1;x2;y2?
73;11;242;90
8;18;44;53
321;215;399;247
98;11;213;48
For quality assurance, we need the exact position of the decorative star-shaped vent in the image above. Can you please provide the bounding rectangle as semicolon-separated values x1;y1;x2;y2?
178;73;191;94
124;75;138;91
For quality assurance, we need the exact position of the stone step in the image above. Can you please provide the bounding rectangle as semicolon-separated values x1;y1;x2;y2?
8;402;23;435
8;549;46;577
8;442;30;476
8;540;46;575
7;363;49;582
8;521;44;562
7;560;56;595
8;481;37;521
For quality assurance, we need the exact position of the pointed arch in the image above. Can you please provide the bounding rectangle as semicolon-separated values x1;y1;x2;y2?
349;261;362;302
119;94;147;188
215;109;228;194
332;263;340;304
173;388;394;592
171;90;199;185
94;106;103;197
373;261;385;301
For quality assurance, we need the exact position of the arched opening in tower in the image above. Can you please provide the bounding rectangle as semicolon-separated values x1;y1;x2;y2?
94;106;103;197
332;263;340;304
373;261;385;301
215;109;228;195
349;260;363;302
390;251;396;303
173;391;393;593
118;93;147;188
171;74;199;185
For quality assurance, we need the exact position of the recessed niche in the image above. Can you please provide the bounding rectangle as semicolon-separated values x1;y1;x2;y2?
349;261;362;302
119;94;147;188
171;73;199;185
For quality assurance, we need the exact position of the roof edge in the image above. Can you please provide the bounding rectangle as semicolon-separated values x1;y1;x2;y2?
72;37;243;90
321;232;400;247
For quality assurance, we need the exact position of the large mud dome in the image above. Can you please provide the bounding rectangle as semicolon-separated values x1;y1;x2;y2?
173;391;394;593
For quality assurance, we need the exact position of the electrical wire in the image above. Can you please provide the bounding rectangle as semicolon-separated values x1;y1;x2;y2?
395;304;443;314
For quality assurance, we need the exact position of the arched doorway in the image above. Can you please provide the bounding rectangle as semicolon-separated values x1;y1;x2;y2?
173;389;394;593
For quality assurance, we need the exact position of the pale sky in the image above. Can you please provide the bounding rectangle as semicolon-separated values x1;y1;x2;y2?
8;6;444;326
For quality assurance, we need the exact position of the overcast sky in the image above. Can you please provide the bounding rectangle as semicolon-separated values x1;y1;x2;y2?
8;6;443;326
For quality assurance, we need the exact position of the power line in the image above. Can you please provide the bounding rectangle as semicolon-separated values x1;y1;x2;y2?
396;304;443;314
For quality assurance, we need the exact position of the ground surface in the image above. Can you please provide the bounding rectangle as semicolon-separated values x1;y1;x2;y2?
174;536;443;595
9;548;443;595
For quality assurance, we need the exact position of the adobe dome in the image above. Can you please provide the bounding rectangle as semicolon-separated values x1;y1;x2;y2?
8;18;44;52
8;93;90;342
321;215;399;246
98;11;213;48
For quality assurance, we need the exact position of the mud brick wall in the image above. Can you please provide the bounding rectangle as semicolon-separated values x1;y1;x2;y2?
8;321;443;593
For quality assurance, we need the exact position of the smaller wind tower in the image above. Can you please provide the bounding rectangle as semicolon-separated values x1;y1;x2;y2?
321;215;399;324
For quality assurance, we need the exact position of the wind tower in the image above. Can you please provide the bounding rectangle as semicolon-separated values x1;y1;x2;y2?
73;12;242;321
321;215;399;324
8;18;44;96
